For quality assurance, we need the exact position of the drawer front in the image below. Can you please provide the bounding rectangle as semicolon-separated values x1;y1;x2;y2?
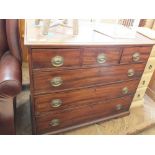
144;57;155;73
33;63;145;94
35;96;132;134
133;87;147;101
120;46;152;64
32;48;81;69
83;48;121;66
138;72;153;88
34;80;139;113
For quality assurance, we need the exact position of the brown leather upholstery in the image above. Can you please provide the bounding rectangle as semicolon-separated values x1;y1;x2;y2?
0;20;9;58
0;52;22;97
0;19;22;135
6;19;22;63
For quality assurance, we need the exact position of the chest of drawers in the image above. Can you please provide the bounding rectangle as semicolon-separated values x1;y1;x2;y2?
28;45;153;134
25;20;155;134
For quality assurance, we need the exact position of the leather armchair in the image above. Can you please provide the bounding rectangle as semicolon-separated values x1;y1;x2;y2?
0;19;22;135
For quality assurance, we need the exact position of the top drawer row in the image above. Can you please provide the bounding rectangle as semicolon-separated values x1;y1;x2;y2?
31;46;152;69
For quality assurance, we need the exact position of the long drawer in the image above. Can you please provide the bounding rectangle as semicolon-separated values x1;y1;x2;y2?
33;63;145;94
34;79;139;113
35;95;132;134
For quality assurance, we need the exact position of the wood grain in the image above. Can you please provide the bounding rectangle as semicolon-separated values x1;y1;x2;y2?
32;47;122;69
32;48;81;69
34;79;139;113
35;95;132;134
120;46;152;64
26;40;153;134
82;47;121;66
33;63;146;94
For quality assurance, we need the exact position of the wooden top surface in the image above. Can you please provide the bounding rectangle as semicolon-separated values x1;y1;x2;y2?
24;20;155;46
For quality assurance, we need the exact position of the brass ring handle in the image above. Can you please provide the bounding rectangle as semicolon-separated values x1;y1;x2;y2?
49;119;60;127
122;87;129;95
51;56;64;67
51;77;63;87
132;52;140;62
51;99;62;108
97;53;106;64
116;104;123;111
128;69;135;77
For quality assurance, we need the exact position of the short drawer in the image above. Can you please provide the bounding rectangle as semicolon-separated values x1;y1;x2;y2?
35;96;132;134
133;87;147;101
83;47;121;66
144;57;155;73
31;48;81;69
33;63;145;94
34;80;139;113
120;46;152;64
138;72;153;88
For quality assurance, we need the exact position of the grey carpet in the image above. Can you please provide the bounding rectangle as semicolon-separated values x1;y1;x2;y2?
16;86;32;135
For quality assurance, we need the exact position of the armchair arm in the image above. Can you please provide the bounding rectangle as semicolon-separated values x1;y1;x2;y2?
0;52;22;97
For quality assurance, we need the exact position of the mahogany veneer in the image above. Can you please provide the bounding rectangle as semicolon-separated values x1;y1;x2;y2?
36;96;133;134
27;45;153;134
33;63;145;94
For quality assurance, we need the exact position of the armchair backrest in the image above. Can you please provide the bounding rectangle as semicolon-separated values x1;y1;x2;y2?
0;19;21;63
6;19;22;63
0;20;9;58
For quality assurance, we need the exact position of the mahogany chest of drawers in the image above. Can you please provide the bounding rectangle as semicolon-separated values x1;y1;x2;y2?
25;20;155;134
